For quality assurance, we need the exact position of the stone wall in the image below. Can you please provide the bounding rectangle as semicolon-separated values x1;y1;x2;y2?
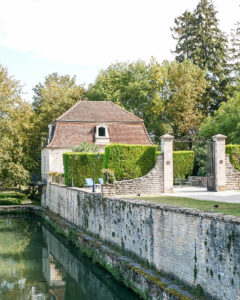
226;154;240;190
188;176;208;187
43;183;240;300
102;155;164;197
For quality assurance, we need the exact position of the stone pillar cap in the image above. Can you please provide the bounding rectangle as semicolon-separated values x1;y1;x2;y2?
212;134;227;140
160;134;174;140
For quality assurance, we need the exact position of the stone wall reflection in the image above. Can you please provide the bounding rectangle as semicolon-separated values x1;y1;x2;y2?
42;226;137;300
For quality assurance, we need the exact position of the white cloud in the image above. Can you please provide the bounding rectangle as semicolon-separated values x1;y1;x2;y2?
0;0;239;66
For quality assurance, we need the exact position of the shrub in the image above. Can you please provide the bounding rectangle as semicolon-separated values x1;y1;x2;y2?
173;151;194;179
101;168;115;183
226;145;240;171
72;141;99;153
104;144;156;181
63;153;104;187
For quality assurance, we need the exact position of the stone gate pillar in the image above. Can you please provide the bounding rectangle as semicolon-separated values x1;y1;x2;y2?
161;134;174;193
213;134;227;192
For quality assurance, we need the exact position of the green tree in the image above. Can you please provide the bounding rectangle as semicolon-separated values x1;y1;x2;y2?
88;59;207;141
229;21;240;76
0;65;33;186
171;0;230;113
146;60;208;139
198;79;240;144
87;59;161;118
30;73;86;172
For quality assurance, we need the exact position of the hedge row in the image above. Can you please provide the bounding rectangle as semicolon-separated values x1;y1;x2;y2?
226;145;240;172
63;153;104;187
157;150;194;179
104;144;156;181
173;151;194;179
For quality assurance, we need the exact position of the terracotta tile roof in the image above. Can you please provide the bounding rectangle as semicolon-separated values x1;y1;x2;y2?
56;101;143;123
47;122;153;148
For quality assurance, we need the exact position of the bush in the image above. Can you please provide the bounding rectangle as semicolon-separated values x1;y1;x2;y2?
104;144;156;181
63;153;104;187
226;145;240;171
173;151;194;179
72;141;99;153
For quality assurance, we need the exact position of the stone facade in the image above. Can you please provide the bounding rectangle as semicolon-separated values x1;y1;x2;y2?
41;147;70;181
226;154;240;190
102;155;164;197
42;183;240;300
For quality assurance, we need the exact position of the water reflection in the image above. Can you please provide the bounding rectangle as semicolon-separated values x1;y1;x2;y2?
0;217;138;300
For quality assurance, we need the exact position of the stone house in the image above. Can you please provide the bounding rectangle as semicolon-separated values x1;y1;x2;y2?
41;101;152;180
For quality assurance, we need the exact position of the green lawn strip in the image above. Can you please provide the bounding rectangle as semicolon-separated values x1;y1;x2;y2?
137;196;240;217
0;191;28;205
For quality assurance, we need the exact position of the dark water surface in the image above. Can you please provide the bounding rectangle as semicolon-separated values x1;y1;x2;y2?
0;216;139;300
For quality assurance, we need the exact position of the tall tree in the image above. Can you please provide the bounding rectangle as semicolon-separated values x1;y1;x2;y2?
171;0;230;113
229;21;240;76
87;59;208;141
30;73;86;172
0;65;33;186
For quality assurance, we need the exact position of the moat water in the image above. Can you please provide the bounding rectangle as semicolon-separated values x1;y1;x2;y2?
0;216;139;300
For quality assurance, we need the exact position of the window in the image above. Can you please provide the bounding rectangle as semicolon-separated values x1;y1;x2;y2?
98;127;106;137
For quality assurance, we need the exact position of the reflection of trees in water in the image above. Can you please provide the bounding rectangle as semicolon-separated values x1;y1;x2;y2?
0;217;36;256
0;217;50;300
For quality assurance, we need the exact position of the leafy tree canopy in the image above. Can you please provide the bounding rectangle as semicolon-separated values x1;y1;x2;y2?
0;65;33;186
87;59;208;141
198;79;240;144
171;0;230;113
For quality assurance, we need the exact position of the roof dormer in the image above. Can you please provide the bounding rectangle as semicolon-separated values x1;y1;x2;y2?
95;124;110;145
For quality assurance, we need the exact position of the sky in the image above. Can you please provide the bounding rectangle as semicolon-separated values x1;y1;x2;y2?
0;0;239;102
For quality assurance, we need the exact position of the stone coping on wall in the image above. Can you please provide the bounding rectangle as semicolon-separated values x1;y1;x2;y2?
50;183;240;225
0;205;197;300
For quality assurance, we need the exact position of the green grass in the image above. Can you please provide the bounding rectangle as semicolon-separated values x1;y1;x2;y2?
0;191;28;205
135;196;240;217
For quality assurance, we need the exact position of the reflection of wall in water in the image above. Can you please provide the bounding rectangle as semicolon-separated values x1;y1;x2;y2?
42;226;136;300
42;247;66;300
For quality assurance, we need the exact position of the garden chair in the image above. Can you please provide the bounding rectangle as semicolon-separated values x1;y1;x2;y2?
98;178;104;185
85;178;94;188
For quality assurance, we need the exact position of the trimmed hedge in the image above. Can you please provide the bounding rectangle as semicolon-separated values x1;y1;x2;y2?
226;145;240;172
157;150;194;179
173;151;194;179
63;153;104;187
104;144;156;181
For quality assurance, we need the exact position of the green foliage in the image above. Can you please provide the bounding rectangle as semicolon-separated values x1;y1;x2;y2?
229;22;240;77
104;144;156;181
101;168;115;184
0;65;32;186
72;141;99;153
198;81;240;144
0;191;28;205
226;145;240;172
173;151;194;179
87;59;207;141
171;0;230;113
63;153;104;187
